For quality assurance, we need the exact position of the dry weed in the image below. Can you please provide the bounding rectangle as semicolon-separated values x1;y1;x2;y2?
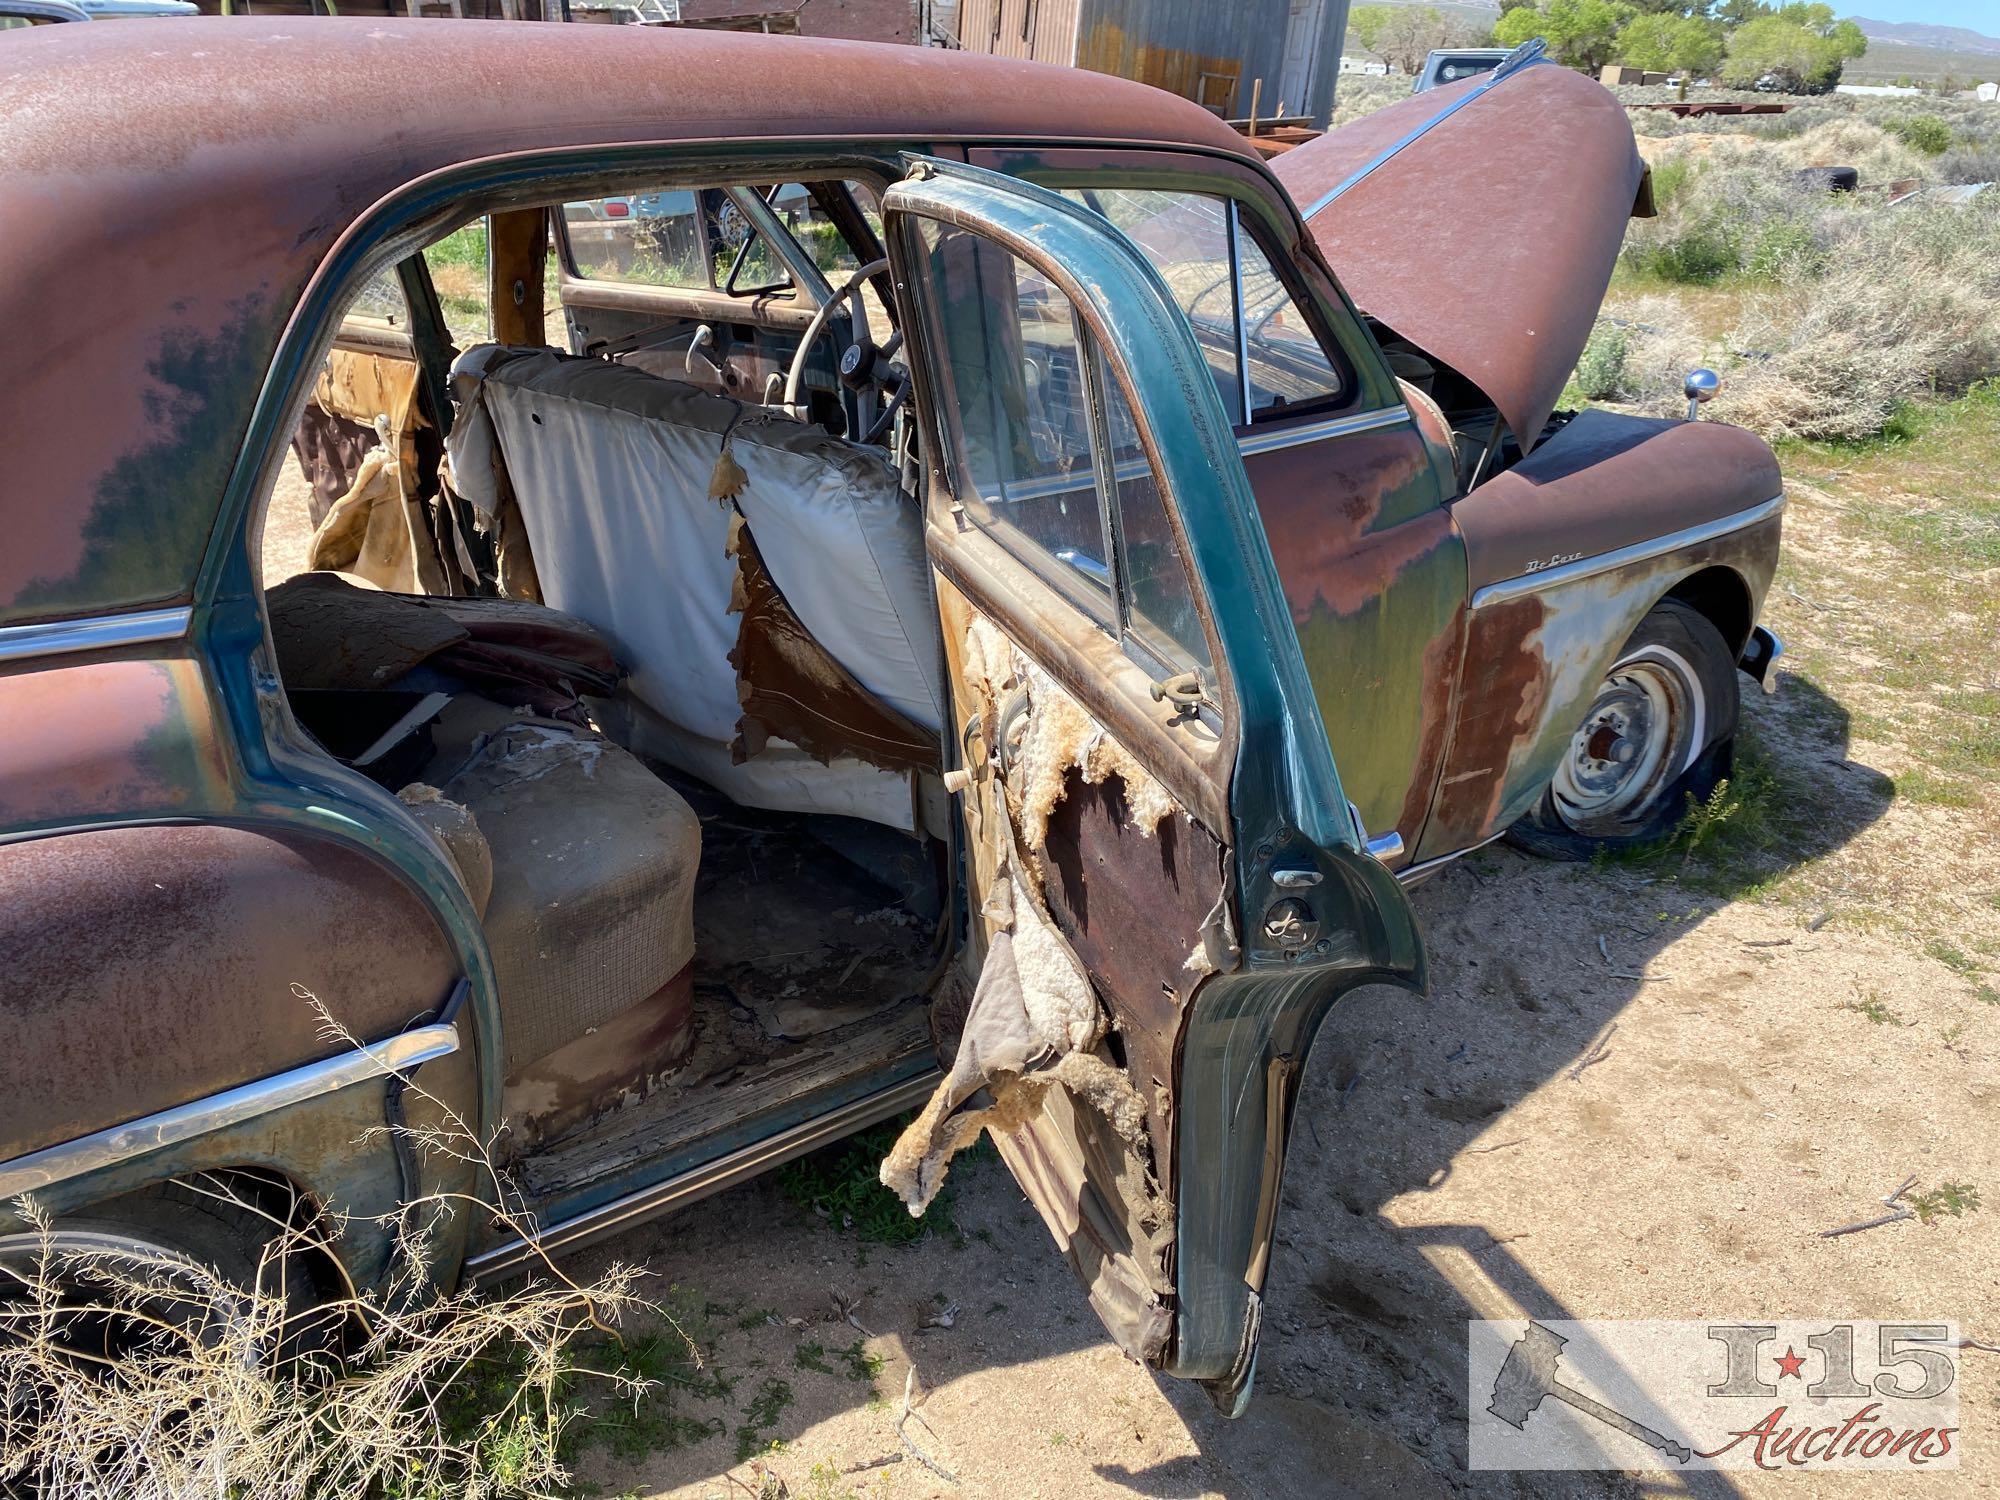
0;995;682;1499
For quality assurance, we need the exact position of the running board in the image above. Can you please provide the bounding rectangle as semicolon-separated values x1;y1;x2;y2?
464;1070;939;1285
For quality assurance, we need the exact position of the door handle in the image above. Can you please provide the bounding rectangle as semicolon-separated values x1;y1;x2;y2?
1348;802;1404;865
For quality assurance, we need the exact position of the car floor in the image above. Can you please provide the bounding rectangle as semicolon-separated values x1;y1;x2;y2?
515;778;940;1205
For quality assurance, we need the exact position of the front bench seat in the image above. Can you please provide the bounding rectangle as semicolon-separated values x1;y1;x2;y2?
447;345;943;831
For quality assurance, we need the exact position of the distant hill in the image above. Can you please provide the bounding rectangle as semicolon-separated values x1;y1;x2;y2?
1849;16;2000;55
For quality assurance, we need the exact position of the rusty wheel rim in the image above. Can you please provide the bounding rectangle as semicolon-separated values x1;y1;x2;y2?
1550;645;1705;837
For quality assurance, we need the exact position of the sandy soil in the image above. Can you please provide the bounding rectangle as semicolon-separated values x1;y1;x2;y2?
262;451;318;589
562;575;1999;1499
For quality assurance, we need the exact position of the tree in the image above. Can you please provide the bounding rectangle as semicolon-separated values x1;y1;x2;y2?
1349;3;1393;54
1495;0;1636;73
1366;6;1497;74
1617;12;1724;74
1720;9;1865;92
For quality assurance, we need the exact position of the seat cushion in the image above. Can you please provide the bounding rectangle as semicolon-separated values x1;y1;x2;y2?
430;703;700;1075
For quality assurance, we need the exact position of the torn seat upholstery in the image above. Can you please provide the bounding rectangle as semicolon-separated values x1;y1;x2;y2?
445;345;943;830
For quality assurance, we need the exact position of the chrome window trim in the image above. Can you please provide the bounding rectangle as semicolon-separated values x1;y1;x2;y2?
1469;494;1786;609
0;1023;461;1199
465;1069;939;1284
1236;404;1409;457
0;606;193;665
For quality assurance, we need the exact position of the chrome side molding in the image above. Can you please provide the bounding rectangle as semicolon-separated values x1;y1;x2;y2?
0;1023;461;1200
1236;405;1409;457
1470;494;1786;609
0;606;194;665
465;1070;939;1285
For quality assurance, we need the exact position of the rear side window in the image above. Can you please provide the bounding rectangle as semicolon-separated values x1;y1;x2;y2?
1064;187;1349;426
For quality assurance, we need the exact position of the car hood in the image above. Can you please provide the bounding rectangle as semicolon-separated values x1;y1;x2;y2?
1273;49;1650;453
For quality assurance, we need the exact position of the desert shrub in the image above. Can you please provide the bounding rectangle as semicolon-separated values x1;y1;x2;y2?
1724;198;2000;440
1779;117;1937;187
1891;115;1954;157
1624;155;1828;282
1569;300;1710;410
1573;322;1633;401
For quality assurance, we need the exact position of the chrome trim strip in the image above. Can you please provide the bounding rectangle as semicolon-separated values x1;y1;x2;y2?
1236;404;1409;457
1394;830;1507;887
0;606;193;665
1469;494;1786;609
0;1023;460;1199
1300;40;1550;219
465;1070;940;1284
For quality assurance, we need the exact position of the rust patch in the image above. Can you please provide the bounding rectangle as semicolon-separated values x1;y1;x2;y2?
1041;769;1222;1187
1246;426;1439;620
1422;593;1549;853
1396;597;1469;840
0;822;458;1160
725;513;939;775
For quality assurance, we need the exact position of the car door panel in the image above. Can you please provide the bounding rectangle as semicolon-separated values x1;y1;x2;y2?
885;159;1425;1410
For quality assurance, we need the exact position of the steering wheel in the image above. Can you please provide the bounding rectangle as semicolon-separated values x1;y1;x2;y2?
781;258;895;427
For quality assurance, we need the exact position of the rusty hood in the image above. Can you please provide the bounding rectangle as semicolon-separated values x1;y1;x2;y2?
1273;48;1649;452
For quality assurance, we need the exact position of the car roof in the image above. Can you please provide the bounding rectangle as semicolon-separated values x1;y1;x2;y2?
0;19;1252;625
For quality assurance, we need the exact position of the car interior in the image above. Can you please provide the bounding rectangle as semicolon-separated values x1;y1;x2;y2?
262;175;949;1193
254;165;1362;1195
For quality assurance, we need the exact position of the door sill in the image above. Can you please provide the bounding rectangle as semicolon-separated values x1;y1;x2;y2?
464;1068;939;1285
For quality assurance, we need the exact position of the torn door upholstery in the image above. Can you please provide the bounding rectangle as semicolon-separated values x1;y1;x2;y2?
882;616;1180;1362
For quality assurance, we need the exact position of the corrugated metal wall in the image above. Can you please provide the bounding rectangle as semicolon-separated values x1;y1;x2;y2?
951;0;1081;64
949;0;1348;123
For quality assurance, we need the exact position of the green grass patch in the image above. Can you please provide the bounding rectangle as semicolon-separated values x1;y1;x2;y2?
735;1376;795;1462
1895;768;1984;808
1926;939;1983;977
1840;994;1906;1026
776;1117;962;1246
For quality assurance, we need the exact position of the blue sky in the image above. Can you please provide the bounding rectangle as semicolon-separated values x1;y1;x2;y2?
1845;0;2000;34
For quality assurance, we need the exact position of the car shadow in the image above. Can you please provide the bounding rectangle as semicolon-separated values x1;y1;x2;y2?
1092;672;1894;1497
570;673;1893;1497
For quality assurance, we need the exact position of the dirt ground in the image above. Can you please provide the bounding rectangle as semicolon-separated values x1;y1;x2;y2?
554;462;1998;1500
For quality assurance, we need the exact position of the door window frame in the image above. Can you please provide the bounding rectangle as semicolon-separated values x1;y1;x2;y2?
966;146;1409;428
898;209;1228;721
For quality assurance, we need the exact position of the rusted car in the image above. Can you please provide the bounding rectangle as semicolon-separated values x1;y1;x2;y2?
0;27;1780;1411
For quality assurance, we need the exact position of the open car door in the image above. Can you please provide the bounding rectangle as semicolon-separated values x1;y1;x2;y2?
880;159;1426;1412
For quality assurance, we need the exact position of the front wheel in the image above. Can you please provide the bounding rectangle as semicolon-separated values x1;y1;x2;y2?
1507;599;1738;860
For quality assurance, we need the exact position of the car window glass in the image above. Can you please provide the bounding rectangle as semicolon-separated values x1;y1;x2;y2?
1236;231;1346;418
347;264;408;327
1064;187;1348;425
919;221;1113;619
1063;188;1243;427
1099;372;1212;674
916;220;1213;676
564;188;711;289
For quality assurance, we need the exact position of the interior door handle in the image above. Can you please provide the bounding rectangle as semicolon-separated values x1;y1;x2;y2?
1348;801;1404;865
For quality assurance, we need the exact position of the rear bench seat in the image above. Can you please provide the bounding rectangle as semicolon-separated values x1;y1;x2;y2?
447;346;943;831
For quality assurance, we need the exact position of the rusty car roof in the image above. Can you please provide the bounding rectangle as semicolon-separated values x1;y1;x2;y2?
1273;55;1647;454
0;19;1253;626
